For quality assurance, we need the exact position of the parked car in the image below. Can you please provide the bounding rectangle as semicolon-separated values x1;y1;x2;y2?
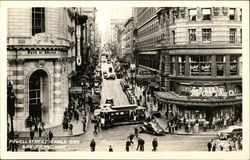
109;67;113;73
106;73;116;80
217;125;242;140
103;71;108;79
105;98;114;106
94;87;101;97
139;121;165;135
88;95;101;112
116;71;123;79
94;80;101;87
120;80;129;91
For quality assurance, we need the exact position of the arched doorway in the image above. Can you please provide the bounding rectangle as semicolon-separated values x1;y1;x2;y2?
29;69;49;123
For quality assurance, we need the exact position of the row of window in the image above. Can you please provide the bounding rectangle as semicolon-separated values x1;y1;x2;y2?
138;54;160;70
137;20;160;38
137;33;165;49
188;8;242;22
170;55;242;77
137;7;158;27
171;28;242;44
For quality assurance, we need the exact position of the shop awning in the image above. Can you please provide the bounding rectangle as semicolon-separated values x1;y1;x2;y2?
69;87;82;94
154;91;242;107
138;51;157;55
135;74;152;82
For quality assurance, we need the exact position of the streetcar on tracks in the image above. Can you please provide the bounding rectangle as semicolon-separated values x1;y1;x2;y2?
100;104;146;128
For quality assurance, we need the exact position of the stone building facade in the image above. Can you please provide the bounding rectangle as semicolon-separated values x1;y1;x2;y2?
154;7;242;122
7;8;77;131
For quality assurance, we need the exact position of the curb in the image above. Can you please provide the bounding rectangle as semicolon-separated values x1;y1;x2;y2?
174;133;217;136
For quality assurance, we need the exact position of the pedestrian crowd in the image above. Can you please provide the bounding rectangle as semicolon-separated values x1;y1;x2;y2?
207;134;242;152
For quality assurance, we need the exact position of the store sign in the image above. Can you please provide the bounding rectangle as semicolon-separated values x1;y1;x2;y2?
76;25;81;66
190;87;235;98
28;50;58;55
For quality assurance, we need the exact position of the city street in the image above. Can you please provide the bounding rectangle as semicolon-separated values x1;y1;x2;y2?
15;60;216;152
59;61;216;152
5;6;244;156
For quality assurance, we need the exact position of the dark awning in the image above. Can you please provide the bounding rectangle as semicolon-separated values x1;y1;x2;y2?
154;91;242;107
69;87;82;93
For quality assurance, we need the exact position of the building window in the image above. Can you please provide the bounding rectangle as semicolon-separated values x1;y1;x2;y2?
189;29;196;43
229;29;236;43
32;7;45;36
202;8;211;20
240;9;242;21
230;55;238;76
216;55;225;76
189;56;211;76
202;29;211;43
229;8;235;20
178;56;185;76
172;30;175;44
170;56;176;75
189;9;196;21
239;56;242;76
240;29;242;43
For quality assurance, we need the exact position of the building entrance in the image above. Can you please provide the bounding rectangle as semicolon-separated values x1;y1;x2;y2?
29;69;49;123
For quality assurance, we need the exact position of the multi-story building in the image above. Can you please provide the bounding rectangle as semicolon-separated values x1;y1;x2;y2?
153;7;242;123
133;7;168;87
7;8;78;131
79;8;96;58
110;19;127;44
122;17;135;65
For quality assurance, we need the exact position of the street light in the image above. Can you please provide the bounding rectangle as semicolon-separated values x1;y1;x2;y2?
7;81;15;139
81;81;87;110
130;64;136;91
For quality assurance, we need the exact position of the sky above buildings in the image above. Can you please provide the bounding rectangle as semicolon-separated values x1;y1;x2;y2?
96;7;132;32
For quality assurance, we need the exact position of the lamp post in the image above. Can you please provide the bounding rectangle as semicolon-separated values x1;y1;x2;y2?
131;69;134;91
81;81;87;110
130;64;136;91
7;81;15;139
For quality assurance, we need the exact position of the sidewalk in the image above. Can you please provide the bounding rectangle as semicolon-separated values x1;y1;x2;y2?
17;105;91;138
130;83;224;137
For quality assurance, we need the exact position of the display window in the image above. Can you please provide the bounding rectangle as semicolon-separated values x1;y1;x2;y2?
190;56;211;76
178;56;185;76
216;55;225;76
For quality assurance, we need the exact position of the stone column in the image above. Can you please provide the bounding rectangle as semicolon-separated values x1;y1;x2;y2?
14;59;26;131
53;58;64;125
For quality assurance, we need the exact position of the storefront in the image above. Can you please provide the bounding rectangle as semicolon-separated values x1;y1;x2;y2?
155;83;242;124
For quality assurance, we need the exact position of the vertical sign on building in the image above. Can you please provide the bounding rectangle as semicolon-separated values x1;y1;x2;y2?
76;25;81;66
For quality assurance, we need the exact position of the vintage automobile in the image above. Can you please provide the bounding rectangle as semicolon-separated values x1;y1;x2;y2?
217;125;242;140
120;80;129;91
139;121;165;135
106;73;116;80
105;98;114;106
94;87;101;97
103;71;108;79
88;95;101;112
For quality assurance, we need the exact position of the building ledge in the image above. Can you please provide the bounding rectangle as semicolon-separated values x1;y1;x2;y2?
169;75;242;82
154;91;242;107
